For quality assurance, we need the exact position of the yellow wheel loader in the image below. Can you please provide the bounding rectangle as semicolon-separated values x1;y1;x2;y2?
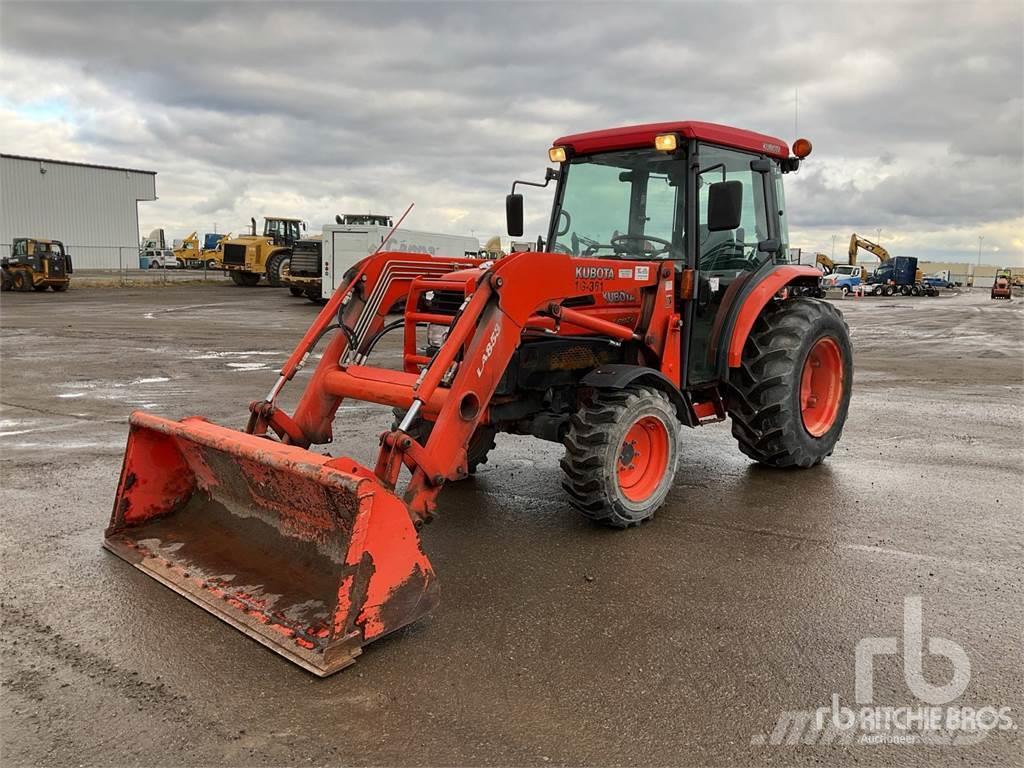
1;238;73;292
221;217;304;286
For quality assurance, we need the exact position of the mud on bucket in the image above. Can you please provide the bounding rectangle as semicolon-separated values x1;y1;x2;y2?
104;411;438;676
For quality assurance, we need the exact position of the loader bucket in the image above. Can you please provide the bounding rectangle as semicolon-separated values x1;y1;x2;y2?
104;411;438;676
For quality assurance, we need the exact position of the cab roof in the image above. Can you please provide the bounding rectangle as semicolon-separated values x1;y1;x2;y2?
553;121;790;160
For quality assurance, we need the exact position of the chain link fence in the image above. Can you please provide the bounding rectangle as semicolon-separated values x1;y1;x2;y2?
1;243;229;286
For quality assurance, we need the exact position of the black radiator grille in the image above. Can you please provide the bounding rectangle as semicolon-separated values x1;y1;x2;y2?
290;241;322;277
223;244;247;265
418;289;464;315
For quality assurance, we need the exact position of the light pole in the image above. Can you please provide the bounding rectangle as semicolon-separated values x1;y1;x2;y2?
978;236;984;266
875;227;882;245
831;234;837;260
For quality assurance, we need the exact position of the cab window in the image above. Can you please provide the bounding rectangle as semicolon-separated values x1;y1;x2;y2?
551;149;685;260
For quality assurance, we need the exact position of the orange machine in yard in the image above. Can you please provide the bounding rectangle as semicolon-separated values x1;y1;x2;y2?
991;270;1012;300
105;121;853;675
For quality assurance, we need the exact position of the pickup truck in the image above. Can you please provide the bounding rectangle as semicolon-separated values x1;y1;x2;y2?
921;275;955;290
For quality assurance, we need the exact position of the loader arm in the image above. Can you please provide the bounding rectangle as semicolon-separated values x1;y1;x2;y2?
255;249;664;521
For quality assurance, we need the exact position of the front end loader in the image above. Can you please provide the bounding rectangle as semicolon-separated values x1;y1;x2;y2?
220;217;303;287
106;121;853;675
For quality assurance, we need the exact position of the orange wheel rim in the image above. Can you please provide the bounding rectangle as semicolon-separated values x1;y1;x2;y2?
800;336;844;437
617;416;670;503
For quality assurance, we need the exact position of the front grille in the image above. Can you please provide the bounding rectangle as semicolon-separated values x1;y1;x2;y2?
418;289;464;315
290;241;322;277
223;244;247;265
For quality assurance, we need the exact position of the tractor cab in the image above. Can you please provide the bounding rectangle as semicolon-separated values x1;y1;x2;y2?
508;122;813;384
264;217;303;246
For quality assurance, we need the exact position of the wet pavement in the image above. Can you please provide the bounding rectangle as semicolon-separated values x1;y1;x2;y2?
1;284;1021;766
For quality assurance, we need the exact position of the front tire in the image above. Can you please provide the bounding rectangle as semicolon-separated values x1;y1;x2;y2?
13;270;32;292
265;251;290;287
229;270;261;287
726;298;852;468
390;408;497;476
561;385;680;527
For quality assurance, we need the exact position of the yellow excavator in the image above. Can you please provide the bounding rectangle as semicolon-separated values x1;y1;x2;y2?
848;234;891;267
850;233;924;283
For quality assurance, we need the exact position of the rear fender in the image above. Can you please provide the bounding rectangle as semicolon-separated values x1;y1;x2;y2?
720;265;821;370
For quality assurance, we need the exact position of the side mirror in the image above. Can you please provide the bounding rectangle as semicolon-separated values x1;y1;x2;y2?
707;180;743;232
506;193;524;237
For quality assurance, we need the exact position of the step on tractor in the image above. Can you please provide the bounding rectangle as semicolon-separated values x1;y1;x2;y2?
221;217;305;287
2;238;73;292
105;121;853;676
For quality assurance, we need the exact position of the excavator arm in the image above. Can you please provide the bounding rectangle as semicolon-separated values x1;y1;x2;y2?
849;233;891;265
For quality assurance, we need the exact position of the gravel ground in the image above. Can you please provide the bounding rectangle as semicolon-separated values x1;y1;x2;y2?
1;284;1021;767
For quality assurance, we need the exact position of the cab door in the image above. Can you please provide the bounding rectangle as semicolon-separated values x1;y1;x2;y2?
684;144;777;386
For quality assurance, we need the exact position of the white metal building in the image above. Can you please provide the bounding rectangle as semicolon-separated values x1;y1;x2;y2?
1;153;157;269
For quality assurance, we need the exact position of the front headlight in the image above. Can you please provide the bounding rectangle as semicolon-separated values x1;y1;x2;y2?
426;323;448;348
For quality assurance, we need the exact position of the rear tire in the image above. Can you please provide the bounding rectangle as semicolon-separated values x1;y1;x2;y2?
289;286;304;297
52;282;69;292
726;298;852;468
205;259;219;270
1;271;12;291
265;251;290;287
33;284;49;292
561;385;679;527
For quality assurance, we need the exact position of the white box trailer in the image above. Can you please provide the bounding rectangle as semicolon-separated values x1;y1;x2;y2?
321;223;480;299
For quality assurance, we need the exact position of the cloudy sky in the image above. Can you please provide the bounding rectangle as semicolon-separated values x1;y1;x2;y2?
1;1;1022;265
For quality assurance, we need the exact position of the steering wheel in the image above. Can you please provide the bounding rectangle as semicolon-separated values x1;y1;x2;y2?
556;209;572;237
610;233;672;259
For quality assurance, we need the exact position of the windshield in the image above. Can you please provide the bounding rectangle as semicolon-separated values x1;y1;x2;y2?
551;149;685;260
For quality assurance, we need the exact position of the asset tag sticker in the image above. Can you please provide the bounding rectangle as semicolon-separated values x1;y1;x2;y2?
618;268;633;279
635;265;650;280
709;277;720;292
664;280;672;291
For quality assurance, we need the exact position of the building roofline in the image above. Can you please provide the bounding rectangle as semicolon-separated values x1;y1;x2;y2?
1;153;157;176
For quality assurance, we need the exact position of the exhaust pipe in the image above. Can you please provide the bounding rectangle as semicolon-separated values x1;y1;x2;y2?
251;217;257;236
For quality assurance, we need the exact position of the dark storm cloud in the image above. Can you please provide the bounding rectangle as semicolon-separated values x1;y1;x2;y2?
1;1;1021;257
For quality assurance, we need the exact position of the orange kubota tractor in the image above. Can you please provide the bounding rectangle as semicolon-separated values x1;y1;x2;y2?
104;121;852;676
